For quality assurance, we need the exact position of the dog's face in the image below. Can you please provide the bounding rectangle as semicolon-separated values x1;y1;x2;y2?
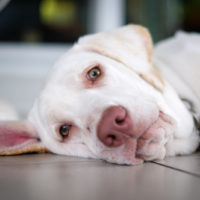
0;25;196;165
30;51;167;165
27;25;177;165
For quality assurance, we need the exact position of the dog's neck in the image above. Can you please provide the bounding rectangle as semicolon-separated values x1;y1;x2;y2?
153;56;200;114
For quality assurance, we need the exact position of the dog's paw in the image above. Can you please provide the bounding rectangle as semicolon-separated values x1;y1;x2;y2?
136;112;175;161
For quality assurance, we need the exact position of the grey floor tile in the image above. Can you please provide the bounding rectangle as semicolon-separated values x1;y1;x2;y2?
0;153;99;165
0;154;200;200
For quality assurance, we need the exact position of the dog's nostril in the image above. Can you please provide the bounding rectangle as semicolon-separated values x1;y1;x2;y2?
115;118;125;125
105;134;123;147
106;134;117;146
108;134;116;140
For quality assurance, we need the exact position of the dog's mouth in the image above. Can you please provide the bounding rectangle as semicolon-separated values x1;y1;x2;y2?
98;111;175;165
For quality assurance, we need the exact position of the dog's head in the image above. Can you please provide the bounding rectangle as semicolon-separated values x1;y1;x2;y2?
0;25;195;165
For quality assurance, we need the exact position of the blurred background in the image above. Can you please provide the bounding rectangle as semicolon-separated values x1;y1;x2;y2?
0;0;200;118
0;0;200;43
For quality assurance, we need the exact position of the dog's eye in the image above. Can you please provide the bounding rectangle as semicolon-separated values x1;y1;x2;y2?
87;67;101;81
59;124;71;138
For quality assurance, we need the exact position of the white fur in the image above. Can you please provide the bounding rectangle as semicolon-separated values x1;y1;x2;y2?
153;31;200;157
27;27;199;165
154;31;200;113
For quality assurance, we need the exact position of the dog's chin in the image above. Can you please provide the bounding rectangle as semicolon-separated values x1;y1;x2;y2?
99;111;175;165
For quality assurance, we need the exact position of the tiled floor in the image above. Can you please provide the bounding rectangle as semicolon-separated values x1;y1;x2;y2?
0;153;200;200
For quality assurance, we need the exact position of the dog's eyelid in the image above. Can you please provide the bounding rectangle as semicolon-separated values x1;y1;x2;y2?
88;63;102;70
84;63;104;75
59;124;71;138
54;121;81;142
87;67;101;81
82;63;105;88
54;121;73;137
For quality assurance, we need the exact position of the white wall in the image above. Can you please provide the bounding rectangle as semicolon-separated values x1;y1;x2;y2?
0;43;69;118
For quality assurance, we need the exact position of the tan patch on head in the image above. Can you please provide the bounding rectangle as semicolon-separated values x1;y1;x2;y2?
140;68;165;92
135;25;153;63
74;24;165;92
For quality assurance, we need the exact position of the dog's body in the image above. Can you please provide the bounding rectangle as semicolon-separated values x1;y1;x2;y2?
0;25;199;165
154;31;200;113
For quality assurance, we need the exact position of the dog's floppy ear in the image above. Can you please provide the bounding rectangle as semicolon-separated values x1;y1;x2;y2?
74;24;164;91
0;121;48;155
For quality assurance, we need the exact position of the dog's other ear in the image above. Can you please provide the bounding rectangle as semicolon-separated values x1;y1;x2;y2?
74;24;164;91
0;121;48;155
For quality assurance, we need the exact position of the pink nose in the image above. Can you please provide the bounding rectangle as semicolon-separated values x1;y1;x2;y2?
97;106;133;147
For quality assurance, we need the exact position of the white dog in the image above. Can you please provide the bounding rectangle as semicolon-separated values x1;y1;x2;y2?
0;25;199;165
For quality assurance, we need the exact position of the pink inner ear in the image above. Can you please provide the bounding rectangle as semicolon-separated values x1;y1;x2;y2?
0;121;40;153
0;130;35;147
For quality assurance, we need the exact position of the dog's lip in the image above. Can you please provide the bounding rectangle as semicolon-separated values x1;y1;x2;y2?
135;110;164;157
123;135;143;159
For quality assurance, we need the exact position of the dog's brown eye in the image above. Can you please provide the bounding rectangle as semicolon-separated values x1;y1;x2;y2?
59;125;71;138
87;67;101;81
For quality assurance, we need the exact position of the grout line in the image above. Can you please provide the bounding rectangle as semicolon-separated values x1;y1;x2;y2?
151;161;200;178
